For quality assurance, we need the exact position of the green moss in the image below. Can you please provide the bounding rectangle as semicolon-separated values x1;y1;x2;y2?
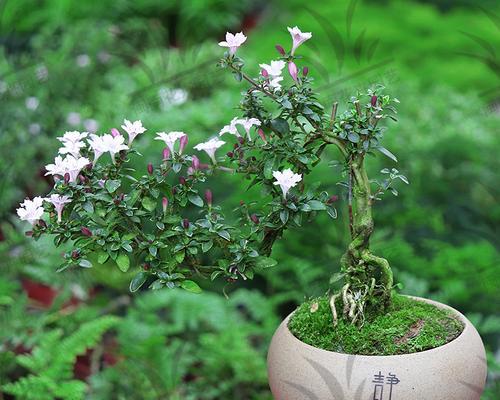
288;294;464;356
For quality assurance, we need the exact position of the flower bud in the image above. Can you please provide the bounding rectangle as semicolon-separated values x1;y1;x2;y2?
25;231;33;237
371;95;378;107
162;196;168;213
199;163;210;170
81;227;92;237
162;147;171;160
257;128;267;143
147;162;153;175
71;250;80;259
85;163;93;171
275;44;286;56
172;187;177;195
64;173;70;184
182;218;190;229
261;69;269;78
250;214;260;224
179;134;188;155
191;155;200;170
143;263;150;271
327;195;339;204
38;219;47;228
111;128;120;137
205;189;213;206
238;137;245;145
227;151;234;158
79;175;87;185
303;66;309;77
179;176;186;185
240;200;245;206
288;61;298;82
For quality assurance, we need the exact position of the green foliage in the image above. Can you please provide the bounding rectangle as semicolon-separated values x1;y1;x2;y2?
289;294;464;355
2;316;118;400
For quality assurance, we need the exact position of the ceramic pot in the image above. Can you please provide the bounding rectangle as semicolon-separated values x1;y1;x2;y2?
268;297;487;400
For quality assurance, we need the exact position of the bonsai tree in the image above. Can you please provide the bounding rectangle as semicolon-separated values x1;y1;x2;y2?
18;26;407;326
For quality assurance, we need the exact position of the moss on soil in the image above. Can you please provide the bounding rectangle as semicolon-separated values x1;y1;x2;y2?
288;294;464;356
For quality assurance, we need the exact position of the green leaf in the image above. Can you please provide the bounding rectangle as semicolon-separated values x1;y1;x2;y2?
329;272;345;284
217;230;231;241
116;253;130;272
254;256;278;269
263;158;275;179
149;246;158;257
78;259;92;268
307;200;327;211
188;194;204;207
105;179;121;193
233;71;242;82
82;202;94;213
202;241;213;253
377;146;398;162
181;280;202;294
175;251;185;263
142;197;157;212
156;221;165;230
172;163;182;173
122;243;133;252
129;272;148;292
280;209;289;224
327;207;338;219
97;251;109;264
270;118;290;135
347;132;360;143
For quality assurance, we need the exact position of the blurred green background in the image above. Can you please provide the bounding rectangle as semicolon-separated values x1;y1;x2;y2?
0;0;499;398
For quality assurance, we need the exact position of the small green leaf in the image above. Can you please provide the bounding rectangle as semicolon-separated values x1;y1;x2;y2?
327;207;338;219
347;132;360;143
122;243;133;252
79;259;92;268
142;197;157;212
377;146;398;162
329;272;345;284
202;241;213;253
181;280;202;293
175;251;185;263
156;221;165;230
116;253;130;272
254;256;278;269
82;202;94;213
270;118;290;135
97;251;109;264
149;246;158;257
280;210;289;224
172;163;182;173
307;200;327;211
217;230;231;241
130;272;148;292
105;180;121;193
188;194;204;207
233;71;243;82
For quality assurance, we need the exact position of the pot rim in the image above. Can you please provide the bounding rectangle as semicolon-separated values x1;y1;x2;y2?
283;295;470;359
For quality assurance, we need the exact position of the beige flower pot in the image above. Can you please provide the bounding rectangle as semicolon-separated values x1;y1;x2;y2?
268;297;487;400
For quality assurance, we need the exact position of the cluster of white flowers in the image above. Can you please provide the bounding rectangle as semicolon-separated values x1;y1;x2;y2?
218;117;261;140
16;194;73;225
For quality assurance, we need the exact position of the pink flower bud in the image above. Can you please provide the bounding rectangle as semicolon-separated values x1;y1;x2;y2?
38;219;47;228
111;128;120;137
71;250;80;259
179;134;188;154
25;231;33;237
288;61;298;82
147;163;153;175
371;95;378;107
275;44;286;56
205;189;213;206
182;218;190;229
250;214;260;224
162;147;171;160
64;173;70;184
257;128;267;143
238;137;245;145
143;263;150;271
327;195;339;204
303;66;309;77
191;155;200;170
187;167;195;176
81;227;92;237
179;176;186;185
261;69;269;78
172;187;177;195
162;196;168;212
227;151;234;158
199;163;210;170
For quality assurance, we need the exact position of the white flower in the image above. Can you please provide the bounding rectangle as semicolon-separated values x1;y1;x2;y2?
57;131;88;144
236;118;261;140
76;54;90;67
269;76;284;91
46;194;71;222
272;168;302;198
218;32;247;55
58;140;86;157
155;131;187;154
29;123;41;135
45;155;90;182
158;87;188;110
87;134;106;164
25;97;39;110
219;117;241;137
17;197;45;225
194;138;226;163
121;119;147;145
287;26;312;55
102;134;129;162
259;60;286;77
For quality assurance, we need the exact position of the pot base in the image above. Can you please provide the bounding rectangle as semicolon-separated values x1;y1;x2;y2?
267;297;487;400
